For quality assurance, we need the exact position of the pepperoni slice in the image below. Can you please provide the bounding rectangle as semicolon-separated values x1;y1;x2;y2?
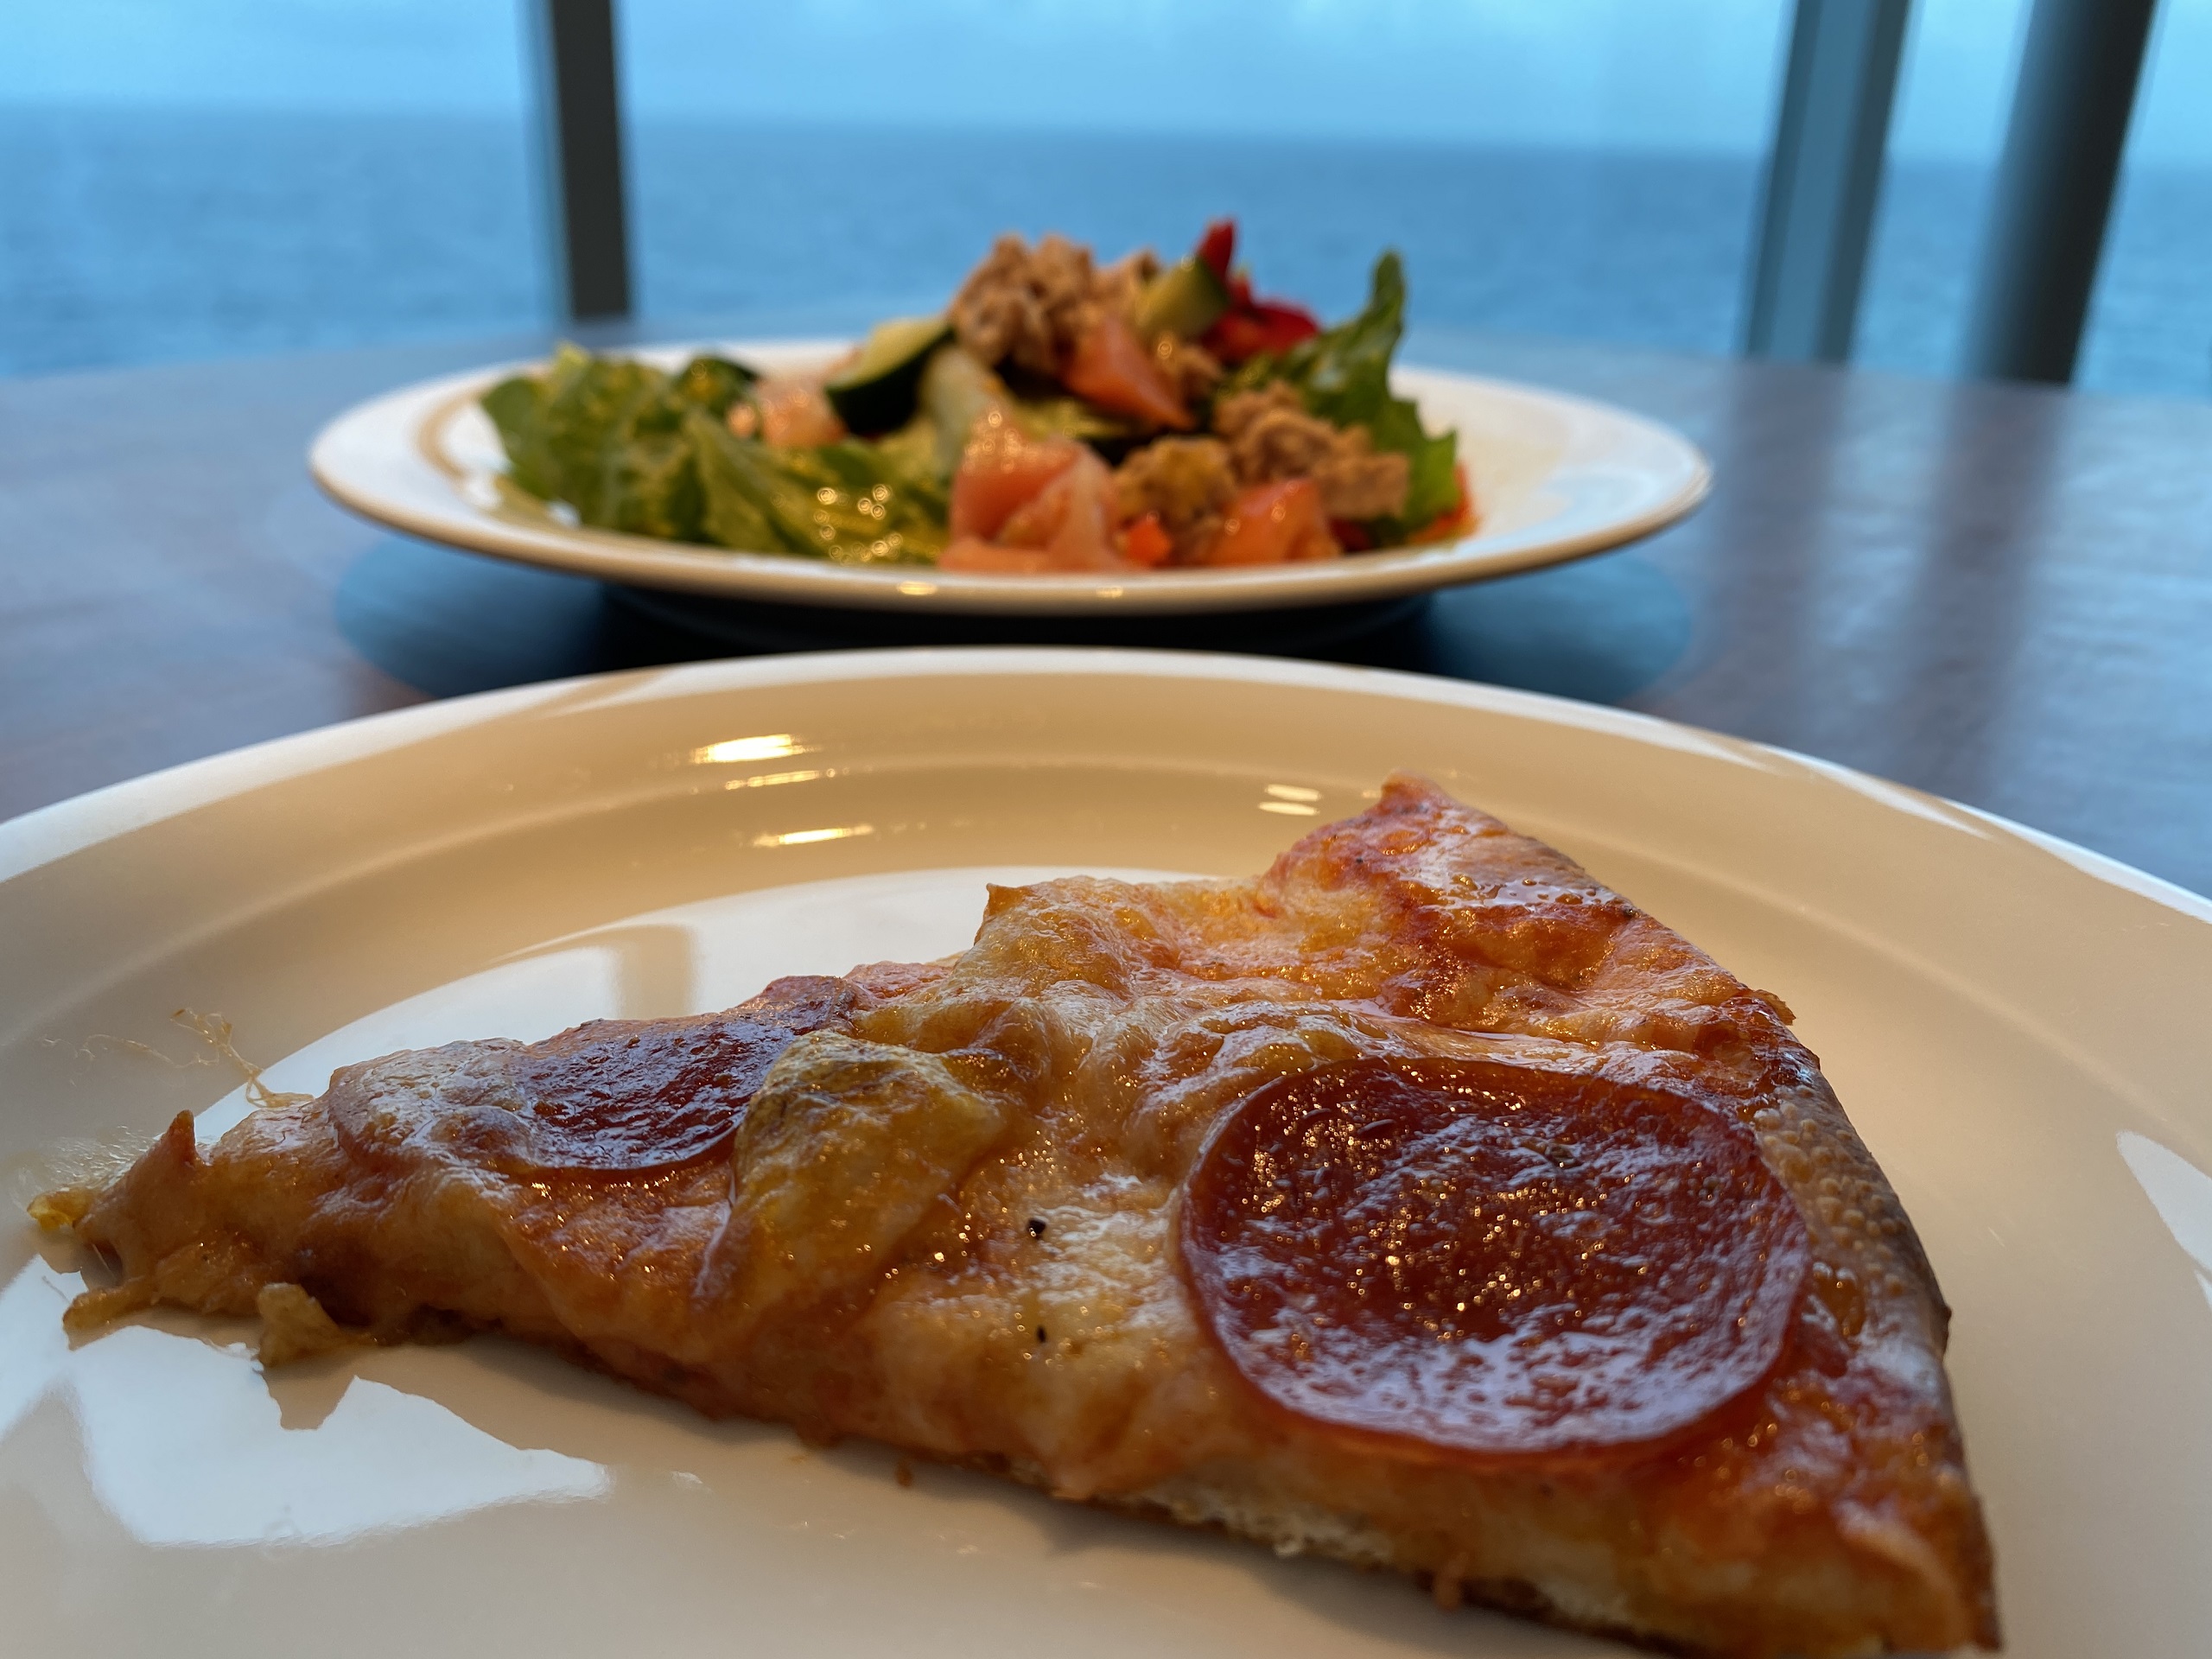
1179;1057;1809;1464
510;976;857;1174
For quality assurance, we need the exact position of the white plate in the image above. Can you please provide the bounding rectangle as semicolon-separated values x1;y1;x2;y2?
308;340;1710;616
3;649;2209;1658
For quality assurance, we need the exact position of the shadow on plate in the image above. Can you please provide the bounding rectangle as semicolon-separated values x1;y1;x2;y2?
274;1327;1590;1656
336;536;1692;709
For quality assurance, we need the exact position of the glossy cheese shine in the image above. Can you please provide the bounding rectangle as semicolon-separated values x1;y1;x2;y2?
50;776;1996;1657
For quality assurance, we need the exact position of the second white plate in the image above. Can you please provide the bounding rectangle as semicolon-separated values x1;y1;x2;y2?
308;340;1711;616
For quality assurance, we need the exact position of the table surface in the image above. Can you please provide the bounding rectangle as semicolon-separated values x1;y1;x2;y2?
4;322;2209;896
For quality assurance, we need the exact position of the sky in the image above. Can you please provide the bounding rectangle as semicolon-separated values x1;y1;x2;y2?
2;0;2207;165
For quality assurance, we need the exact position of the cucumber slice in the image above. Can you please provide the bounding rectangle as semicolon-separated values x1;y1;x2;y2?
824;315;954;433
1133;257;1231;341
918;344;1015;474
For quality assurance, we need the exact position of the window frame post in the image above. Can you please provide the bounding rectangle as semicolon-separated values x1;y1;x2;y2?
1742;0;1912;364
1961;0;2158;384
528;0;632;323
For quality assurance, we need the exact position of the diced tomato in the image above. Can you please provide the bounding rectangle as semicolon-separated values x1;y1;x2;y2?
946;439;1130;574
998;467;1071;548
1196;219;1236;280
1119;512;1173;568
997;451;1127;570
1330;518;1375;551
950;416;1082;540
1197;479;1342;566
1063;311;1192;429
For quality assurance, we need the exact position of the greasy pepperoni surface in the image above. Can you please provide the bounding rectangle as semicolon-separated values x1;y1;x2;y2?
511;976;857;1174
1181;1057;1810;1464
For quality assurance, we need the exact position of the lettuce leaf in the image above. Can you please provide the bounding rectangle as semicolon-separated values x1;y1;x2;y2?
1224;252;1461;537
484;346;942;563
607;429;705;542
481;346;763;543
479;374;560;502
539;349;666;527
686;410;784;552
686;412;944;564
756;440;947;564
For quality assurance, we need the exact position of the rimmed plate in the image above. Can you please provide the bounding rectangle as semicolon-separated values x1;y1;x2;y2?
4;649;2209;1656
308;341;1710;616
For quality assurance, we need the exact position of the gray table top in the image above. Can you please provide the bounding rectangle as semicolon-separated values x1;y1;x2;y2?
4;324;2208;895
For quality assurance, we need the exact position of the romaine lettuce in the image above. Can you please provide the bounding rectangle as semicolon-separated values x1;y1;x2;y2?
686;410;944;564
480;346;762;543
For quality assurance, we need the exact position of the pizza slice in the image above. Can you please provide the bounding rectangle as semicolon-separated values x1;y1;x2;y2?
35;775;1996;1656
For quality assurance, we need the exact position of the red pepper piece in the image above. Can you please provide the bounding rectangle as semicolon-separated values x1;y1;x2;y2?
1196;219;1236;280
1203;301;1322;365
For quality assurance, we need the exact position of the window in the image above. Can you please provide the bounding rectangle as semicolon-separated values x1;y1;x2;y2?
0;1;541;375
1856;0;2029;378
1859;0;2211;397
2078;0;2212;397
620;0;1790;354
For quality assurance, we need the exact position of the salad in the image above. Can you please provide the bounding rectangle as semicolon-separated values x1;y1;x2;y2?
480;221;1471;575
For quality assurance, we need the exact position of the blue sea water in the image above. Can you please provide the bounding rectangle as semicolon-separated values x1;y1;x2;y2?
1;106;2206;397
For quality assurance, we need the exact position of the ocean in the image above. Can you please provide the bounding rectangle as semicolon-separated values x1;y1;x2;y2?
2;106;2205;397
